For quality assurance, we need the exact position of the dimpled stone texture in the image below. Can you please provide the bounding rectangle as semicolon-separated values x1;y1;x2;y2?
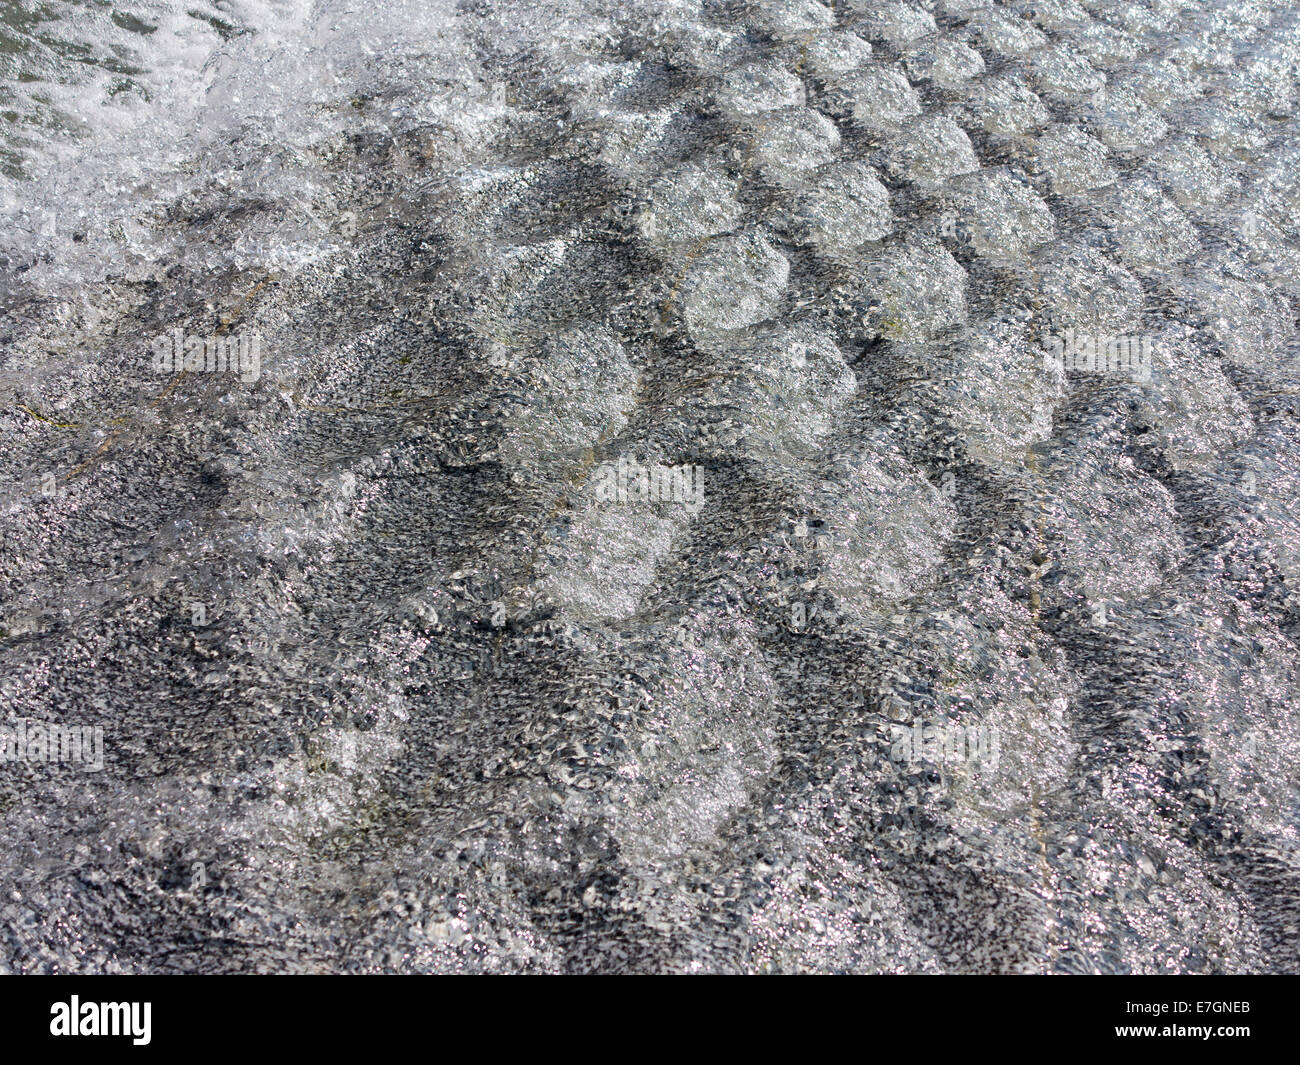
680;229;790;336
787;159;893;259
1;0;1299;977
831;64;923;133
750;108;842;187
639;161;745;251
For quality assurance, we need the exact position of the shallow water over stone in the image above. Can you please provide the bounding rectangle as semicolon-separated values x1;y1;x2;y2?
1;0;1299;973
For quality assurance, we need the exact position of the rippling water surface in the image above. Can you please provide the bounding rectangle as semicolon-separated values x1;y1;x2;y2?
2;0;1299;973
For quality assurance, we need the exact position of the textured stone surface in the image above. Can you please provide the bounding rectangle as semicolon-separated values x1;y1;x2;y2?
2;0;1300;975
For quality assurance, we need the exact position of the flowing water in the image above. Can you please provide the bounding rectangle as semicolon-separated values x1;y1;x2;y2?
2;0;1299;973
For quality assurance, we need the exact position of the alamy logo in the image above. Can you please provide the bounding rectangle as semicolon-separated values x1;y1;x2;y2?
0;470;59;509
50;996;150;1045
592;456;705;514
151;328;261;384
889;718;1000;772
1042;328;1151;382
0;720;103;771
